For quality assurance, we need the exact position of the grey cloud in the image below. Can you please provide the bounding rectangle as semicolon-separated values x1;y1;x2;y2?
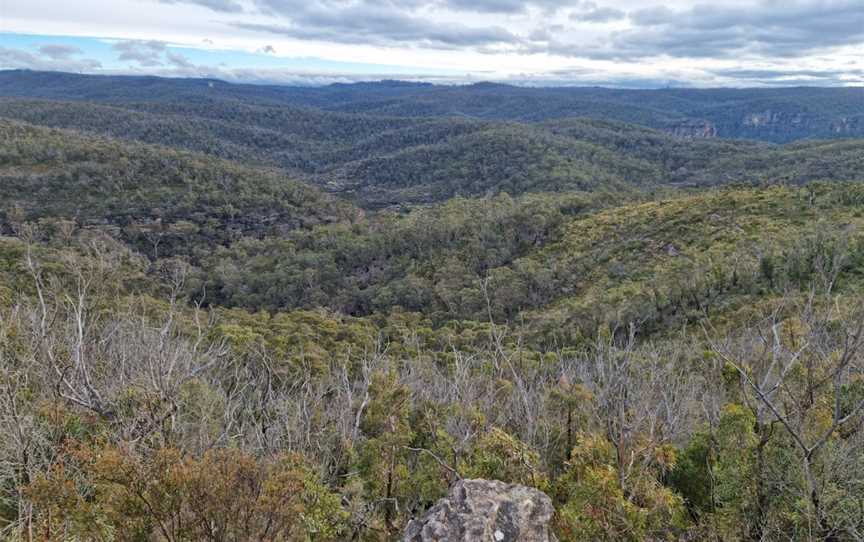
710;67;864;85
628;6;674;26
151;0;577;15
438;0;527;13
244;0;295;14
569;2;626;23
166;51;195;69
113;40;199;70
234;4;519;48
240;0;864;61
253;0;573;15
611;0;864;59
113;40;168;67
236;22;516;48
102;59;472;85
527;24;564;42
0;47;102;72
714;68;848;79
166;0;544;47
439;0;573;13
157;0;244;13
37;44;84;60
508;65;696;88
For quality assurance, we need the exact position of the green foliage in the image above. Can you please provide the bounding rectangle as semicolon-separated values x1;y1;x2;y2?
462;427;549;491
553;433;688;541
0;119;356;259
25;445;348;541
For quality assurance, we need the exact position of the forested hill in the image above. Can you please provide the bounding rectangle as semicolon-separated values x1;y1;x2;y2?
0;119;358;256
1;70;863;142
3;95;864;208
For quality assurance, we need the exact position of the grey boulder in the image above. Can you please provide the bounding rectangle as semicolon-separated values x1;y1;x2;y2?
403;479;556;542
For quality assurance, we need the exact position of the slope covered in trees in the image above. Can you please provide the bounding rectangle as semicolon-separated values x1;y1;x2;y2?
2;70;863;141
0;119;357;257
3;97;864;208
4;181;864;541
193;184;864;337
2;71;864;541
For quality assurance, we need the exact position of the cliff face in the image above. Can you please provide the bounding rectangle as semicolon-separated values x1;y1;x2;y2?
665;111;864;143
831;116;864;135
665;120;718;139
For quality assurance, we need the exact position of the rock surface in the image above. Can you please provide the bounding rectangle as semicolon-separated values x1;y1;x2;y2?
664;119;718;139
403;479;556;542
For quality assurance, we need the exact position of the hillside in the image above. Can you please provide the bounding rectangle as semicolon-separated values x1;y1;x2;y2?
5;174;864;540
2;70;862;142
3;96;864;209
298;84;864;142
190;183;864;337
6;118;860;334
0;119;357;257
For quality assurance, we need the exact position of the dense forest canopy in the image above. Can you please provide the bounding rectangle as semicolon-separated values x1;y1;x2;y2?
2;70;863;142
1;70;864;541
1;89;864;208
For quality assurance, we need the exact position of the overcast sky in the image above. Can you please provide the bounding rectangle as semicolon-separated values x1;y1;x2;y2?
1;0;863;86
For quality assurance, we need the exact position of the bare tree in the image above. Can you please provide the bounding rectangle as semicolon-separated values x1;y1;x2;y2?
709;293;864;541
22;232;228;446
574;324;701;494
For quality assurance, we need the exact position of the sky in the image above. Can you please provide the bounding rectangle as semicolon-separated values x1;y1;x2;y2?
1;0;863;87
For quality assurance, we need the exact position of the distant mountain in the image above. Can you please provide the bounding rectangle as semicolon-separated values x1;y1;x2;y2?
2;70;862;142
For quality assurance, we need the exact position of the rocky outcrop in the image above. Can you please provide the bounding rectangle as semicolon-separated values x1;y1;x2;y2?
742;110;806;128
831;116;864;135
403;479;556;542
664;119;718;139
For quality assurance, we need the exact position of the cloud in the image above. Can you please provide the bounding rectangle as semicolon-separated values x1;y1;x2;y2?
0;47;101;72
113;40;168;66
251;0;572;15
166;51;195;69
132;0;864;64
4;0;864;88
609;0;864;59
628;6;674;26
234;6;520;48
154;0;580;15
157;0;244;13
569;2;626;23
709;67;864;85
37;44;85;60
438;0;572;14
110;41;200;71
